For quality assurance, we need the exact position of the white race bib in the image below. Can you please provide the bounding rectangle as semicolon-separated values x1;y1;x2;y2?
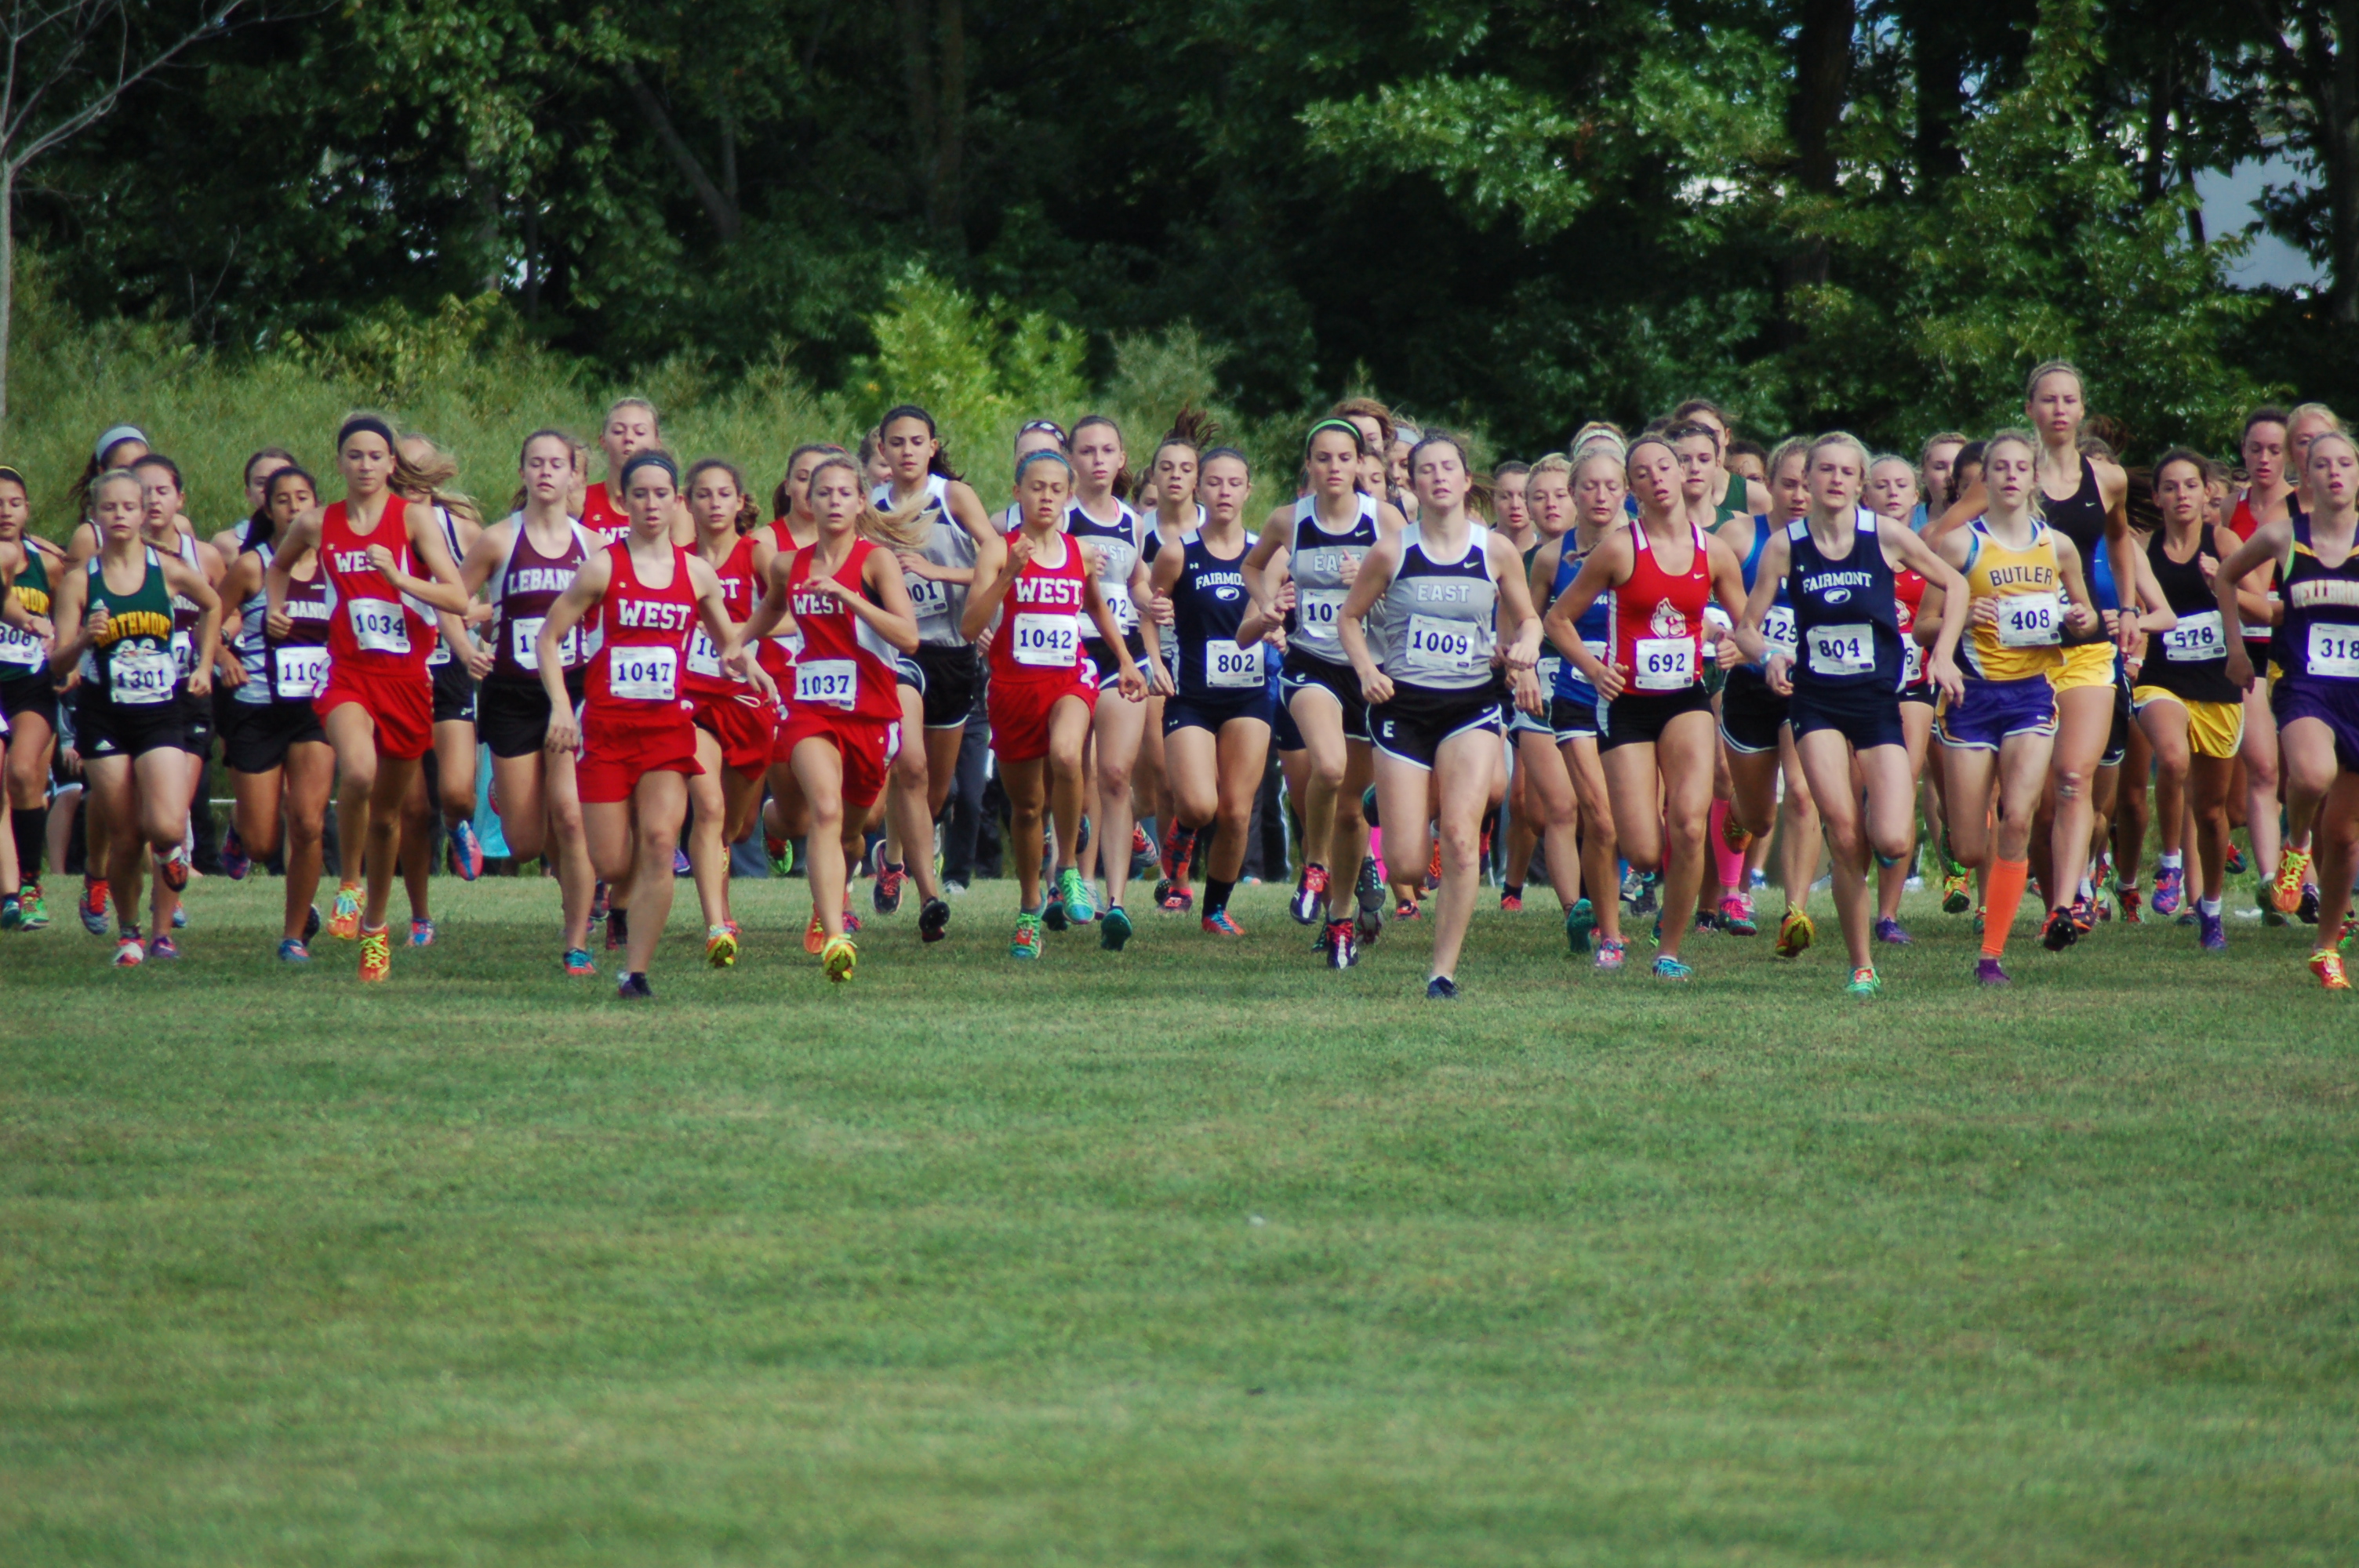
1205;639;1262;688
1297;587;1346;641
509;615;577;672
794;657;857;707
171;629;194;677
904;575;951;622
1903;640;1925;685
2306;621;2359;680
1996;593;2061;648
1805;622;1877;678
347;598;411;655
2161;611;2225;662
426;634;452;667
274;645;329;699
1404;613;1481;677
1536;654;1562;690
1760;604;1797;658
687;627;723;678
110;644;177;706
607;644;678;701
1100;581;1137;633
1012;612;1078;668
0;622;41;666
1633;636;1696;691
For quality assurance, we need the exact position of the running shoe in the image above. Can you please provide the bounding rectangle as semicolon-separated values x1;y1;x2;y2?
1202;908;1245;937
1718;892;1757;936
1324;916;1356;968
1940;869;1971;913
765;836;794;878
1355;860;1384;943
1565;897;1596;955
156;844;190;892
1043;895;1067;932
329;883;362;940
874;861;907;915
616;971;654;1000
843;908;862;935
409;916;436;948
1057;866;1096;926
1720;811;1753;855
1874;916;1913;946
1009;911;1044;960
358;927;392;982
1692;906;1720;935
671;846;692;877
2299;882;2321;925
2068;895;2096;935
606;908;631;951
17;883;46;930
1100;905;1133;951
304;903;322;942
1499;891;1523;913
1159;881;1194;913
2263;904;2289;927
2117;884;2143;924
1595;936;1628;972
1975;956;2010;987
820;935;856;983
562;947;597;977
1290;862;1330;925
1426;975;1459;1000
1845;965;1881;997
1774;907;1814;959
2197;909;2226;952
79;877;108;935
113;927;144;966
2150;865;2184;917
2309;949;2350;991
2226;844;2248;876
278;938;310;962
2272;847;2312;913
1652;954;1692;982
0;895;17;931
1974;905;1986;935
148;934;180;961
449;819;485;881
2343;912;2359;953
706;924;739;968
171;904;187;930
804;913;827;953
1628;872;1659;916
919;896;951;943
220;825;251;881
2041;908;2079;952
590;880;610;924
1131;822;1155;867
1393;898;1420;921
1424;840;1441;892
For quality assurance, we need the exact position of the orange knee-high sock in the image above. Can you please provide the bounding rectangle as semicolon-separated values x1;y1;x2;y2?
1983;857;2029;960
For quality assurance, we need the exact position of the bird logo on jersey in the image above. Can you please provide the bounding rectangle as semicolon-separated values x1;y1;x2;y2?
1648;599;1688;640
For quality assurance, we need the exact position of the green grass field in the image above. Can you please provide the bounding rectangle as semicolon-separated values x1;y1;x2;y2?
4;873;2355;1566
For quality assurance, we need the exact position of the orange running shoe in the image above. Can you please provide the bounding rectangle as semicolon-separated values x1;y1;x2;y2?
2273;848;2314;914
358;926;392;982
804;912;826;954
2309;949;2350;991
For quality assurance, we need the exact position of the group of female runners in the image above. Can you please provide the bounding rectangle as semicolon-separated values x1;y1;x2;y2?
4;365;2356;997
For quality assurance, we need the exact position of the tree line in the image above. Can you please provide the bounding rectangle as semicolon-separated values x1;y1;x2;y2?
7;0;2354;460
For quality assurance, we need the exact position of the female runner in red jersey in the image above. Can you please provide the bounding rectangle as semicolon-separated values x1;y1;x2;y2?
536;451;759;1000
757;443;842;879
264;415;471;983
681;458;777;967
579;398;694;547
739;453;921;983
962;448;1147;960
1545;432;1748;980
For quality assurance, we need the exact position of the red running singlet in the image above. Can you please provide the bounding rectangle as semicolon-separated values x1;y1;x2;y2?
1611;519;1712;693
784;539;901;721
986;531;1091;687
585;542;699;718
684;534;764;698
320;494;432;681
581;482;630;546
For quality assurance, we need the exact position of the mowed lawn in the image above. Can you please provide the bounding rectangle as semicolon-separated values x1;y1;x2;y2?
2;873;2354;1566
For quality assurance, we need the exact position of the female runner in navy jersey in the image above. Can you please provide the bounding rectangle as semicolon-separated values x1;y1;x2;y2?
457;430;601;975
1736;434;1967;996
2218;429;2359;988
1155;441;1275;939
1339;433;1543;998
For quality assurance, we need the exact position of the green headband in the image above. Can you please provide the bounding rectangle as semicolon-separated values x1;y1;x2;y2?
1304;418;1365;457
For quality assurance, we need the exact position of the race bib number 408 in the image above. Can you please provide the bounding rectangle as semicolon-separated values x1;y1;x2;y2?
1996;593;2061;648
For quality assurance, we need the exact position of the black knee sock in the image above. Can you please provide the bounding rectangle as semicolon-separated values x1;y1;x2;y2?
12;804;45;884
1205;875;1236;917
